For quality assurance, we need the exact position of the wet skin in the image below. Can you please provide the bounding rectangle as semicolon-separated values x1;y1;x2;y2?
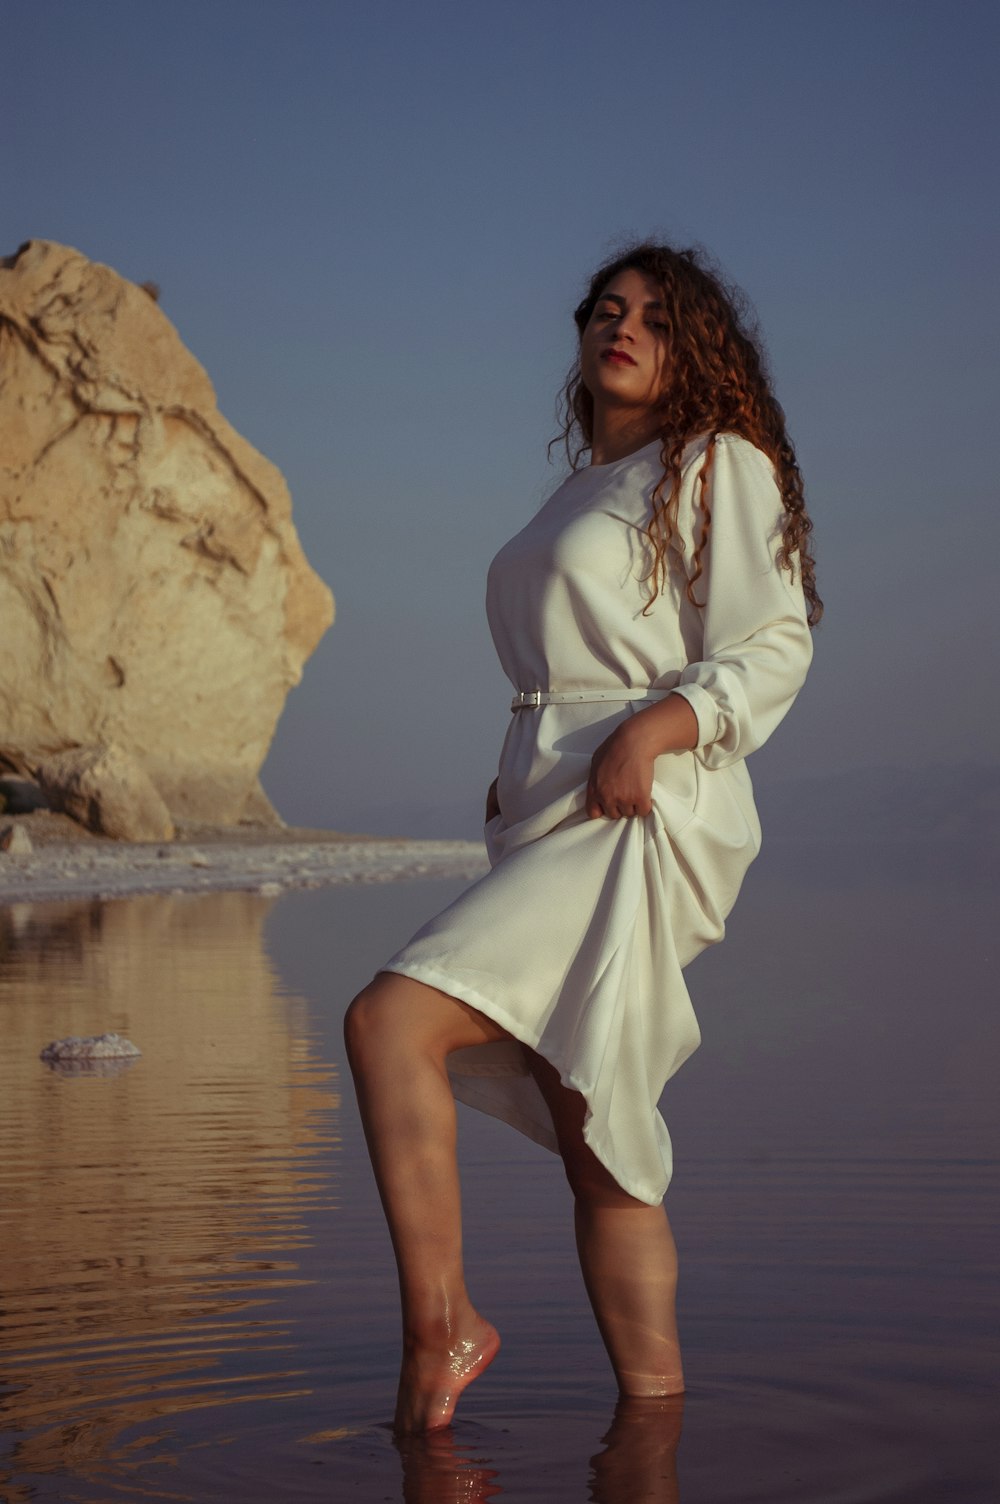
344;974;685;1433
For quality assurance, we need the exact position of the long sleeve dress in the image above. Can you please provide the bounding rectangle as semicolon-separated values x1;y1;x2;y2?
382;431;813;1205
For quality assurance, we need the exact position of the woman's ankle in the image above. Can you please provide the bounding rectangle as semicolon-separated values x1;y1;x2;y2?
401;1294;479;1351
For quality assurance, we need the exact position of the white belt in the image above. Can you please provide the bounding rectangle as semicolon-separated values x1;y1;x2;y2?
510;688;674;711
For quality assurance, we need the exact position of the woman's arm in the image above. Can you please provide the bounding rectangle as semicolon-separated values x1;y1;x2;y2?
586;435;813;820
586;696;698;819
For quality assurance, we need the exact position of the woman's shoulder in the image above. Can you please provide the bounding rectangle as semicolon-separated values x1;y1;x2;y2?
680;430;775;476
674;431;783;547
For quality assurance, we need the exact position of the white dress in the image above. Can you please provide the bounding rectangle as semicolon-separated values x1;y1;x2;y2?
383;432;813;1204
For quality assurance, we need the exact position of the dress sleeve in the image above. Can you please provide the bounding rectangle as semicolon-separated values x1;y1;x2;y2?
668;434;814;770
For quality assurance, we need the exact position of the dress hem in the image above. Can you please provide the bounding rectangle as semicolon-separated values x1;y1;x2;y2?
379;959;669;1206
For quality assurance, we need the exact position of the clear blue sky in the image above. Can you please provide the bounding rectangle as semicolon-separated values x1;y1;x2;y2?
5;0;998;834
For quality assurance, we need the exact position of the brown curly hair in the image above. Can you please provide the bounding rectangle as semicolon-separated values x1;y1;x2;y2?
554;241;822;626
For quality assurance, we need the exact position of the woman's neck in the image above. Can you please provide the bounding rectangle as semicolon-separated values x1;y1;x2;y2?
589;410;663;467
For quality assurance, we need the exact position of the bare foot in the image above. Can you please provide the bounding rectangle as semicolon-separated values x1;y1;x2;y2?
394;1313;500;1433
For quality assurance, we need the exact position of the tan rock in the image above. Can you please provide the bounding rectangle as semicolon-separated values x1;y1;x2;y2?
0;240;334;826
37;744;175;842
40;1032;142;1061
0;823;34;854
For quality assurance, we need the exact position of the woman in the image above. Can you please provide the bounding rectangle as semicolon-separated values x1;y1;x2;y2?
344;241;820;1434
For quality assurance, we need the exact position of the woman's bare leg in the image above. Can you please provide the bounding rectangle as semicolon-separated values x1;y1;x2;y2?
343;971;510;1432
528;1053;685;1396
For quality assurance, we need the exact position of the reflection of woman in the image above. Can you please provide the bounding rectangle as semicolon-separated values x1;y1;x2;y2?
346;242;820;1432
394;1395;682;1504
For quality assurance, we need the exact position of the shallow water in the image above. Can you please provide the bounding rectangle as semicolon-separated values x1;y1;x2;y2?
0;869;997;1502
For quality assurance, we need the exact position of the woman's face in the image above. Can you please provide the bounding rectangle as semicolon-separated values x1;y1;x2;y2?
579;267;669;415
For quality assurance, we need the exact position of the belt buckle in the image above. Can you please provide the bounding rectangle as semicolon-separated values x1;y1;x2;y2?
512;689;542;711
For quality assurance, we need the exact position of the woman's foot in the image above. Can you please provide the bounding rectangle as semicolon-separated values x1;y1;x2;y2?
394;1312;500;1433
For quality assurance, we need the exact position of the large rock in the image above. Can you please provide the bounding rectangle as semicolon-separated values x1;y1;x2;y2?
0;240;334;827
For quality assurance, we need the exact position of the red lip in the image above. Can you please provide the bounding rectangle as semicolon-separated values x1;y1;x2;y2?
603;348;636;366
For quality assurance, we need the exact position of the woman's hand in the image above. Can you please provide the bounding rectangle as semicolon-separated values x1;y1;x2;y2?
485;777;500;823
586;695;699;819
586;723;655;819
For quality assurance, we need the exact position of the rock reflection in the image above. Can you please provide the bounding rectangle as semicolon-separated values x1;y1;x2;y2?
41;1052;141;1077
0;892;338;1493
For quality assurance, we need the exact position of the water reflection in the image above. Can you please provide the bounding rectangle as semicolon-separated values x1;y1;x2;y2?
0;893;338;1494
395;1427;503;1504
391;1398;683;1503
0;873;995;1502
588;1397;683;1503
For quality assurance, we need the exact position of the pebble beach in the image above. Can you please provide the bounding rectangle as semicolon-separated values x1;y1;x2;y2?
0;814;489;905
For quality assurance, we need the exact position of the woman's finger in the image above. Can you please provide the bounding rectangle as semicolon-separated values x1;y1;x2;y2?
586;788;608;818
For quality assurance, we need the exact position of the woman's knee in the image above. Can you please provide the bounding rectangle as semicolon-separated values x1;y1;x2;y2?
343;977;396;1068
344;972;495;1071
524;1053;638;1206
560;1148;640;1208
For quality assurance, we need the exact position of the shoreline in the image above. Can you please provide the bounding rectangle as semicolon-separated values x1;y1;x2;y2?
0;820;489;905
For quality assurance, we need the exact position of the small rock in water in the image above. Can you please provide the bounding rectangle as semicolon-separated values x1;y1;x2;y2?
41;1032;141;1062
0;823;34;855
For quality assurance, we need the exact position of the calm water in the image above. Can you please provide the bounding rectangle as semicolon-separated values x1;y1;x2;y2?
0;866;997;1502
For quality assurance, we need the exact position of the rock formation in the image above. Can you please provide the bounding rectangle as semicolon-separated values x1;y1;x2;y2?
0;240;334;831
37;743;175;842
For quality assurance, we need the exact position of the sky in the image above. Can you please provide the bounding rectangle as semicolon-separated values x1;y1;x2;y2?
4;0;998;836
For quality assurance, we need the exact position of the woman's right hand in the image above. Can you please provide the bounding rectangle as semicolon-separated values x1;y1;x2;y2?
485;777;500;823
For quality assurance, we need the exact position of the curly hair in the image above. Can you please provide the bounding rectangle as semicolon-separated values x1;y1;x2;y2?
554;241;822;626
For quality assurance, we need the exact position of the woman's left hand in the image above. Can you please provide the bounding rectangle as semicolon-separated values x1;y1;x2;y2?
585;721;655;819
585;695;699;819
